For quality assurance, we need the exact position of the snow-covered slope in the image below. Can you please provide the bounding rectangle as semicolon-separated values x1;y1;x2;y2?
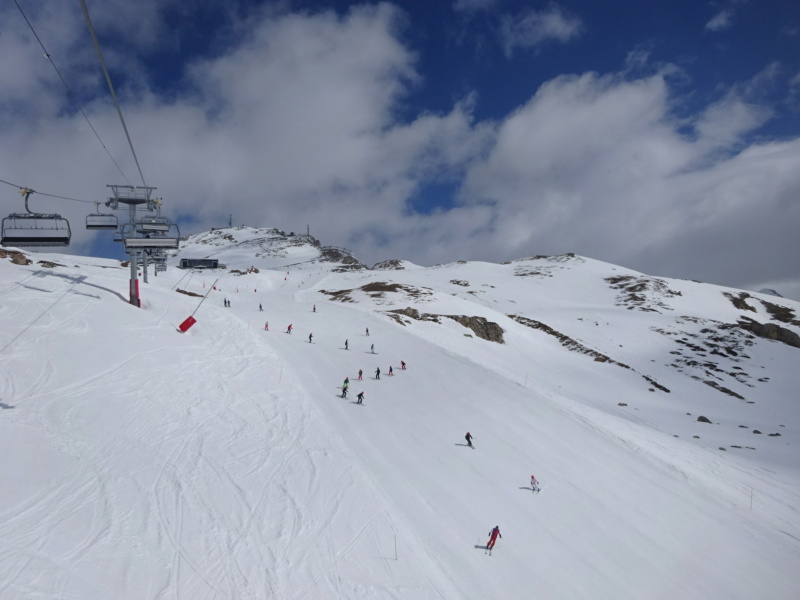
1;228;798;599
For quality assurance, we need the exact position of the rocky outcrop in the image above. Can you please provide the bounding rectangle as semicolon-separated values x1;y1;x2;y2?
0;249;32;265
509;314;670;393
387;307;505;343
444;315;504;343
320;247;367;270
373;259;405;270
738;318;800;348
724;292;757;313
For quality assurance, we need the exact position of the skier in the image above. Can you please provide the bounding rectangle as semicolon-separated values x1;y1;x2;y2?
401;360;406;370
356;391;364;404
259;303;263;311
264;321;269;331
345;339;349;350
341;386;348;399
365;327;369;336
287;324;293;334
344;377;350;388
465;432;473;448
313;305;316;313
358;369;363;381
388;366;393;376
531;475;540;493
486;526;501;552
375;367;380;380
308;333;313;343
370;344;375;354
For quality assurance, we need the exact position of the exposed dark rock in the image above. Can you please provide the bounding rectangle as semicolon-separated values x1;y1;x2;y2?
373;259;405;270
756;299;799;326
509;314;670;392
724;291;756;312
737;317;800;349
444;315;505;343
697;415;712;423
388;307;439;323
694;378;746;400
605;275;682;312
319;247;366;269
386;308;505;343
176;288;203;297
0;249;32;265
230;266;259;276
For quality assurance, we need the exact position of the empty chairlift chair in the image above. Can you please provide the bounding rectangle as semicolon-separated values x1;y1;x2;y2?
1;189;71;247
85;202;118;230
123;222;181;250
137;215;171;233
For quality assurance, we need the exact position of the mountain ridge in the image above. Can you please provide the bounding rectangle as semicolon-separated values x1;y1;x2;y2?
0;227;798;598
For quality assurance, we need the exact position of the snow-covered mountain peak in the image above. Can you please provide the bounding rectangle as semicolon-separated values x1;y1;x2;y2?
174;225;366;273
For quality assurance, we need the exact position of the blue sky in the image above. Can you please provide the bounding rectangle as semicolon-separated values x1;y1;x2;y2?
1;0;799;298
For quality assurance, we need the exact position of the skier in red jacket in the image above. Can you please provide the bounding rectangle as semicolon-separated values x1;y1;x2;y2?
487;526;501;550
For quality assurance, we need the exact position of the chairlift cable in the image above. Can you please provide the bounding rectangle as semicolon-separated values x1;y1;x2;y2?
0;178;93;204
12;0;132;186
78;0;148;188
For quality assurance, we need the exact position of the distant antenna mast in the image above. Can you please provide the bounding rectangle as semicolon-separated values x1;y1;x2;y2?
229;213;232;228
307;224;310;236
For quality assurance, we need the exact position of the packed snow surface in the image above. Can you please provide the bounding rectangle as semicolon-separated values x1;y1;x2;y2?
1;227;798;599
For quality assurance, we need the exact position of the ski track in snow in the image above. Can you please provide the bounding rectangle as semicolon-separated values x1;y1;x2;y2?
0;241;798;599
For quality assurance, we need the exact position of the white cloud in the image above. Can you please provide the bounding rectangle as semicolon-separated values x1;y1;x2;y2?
453;69;800;296
499;4;584;57
705;8;734;32
1;2;798;300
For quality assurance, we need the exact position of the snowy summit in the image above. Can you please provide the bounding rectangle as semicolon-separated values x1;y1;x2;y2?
1;226;798;599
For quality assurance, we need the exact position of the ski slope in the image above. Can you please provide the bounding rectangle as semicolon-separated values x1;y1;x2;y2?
0;230;798;599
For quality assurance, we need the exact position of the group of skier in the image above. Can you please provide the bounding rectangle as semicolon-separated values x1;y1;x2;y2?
261;300;532;555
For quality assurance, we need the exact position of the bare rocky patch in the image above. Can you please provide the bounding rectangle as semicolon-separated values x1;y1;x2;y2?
605;275;683;313
653;316;761;399
36;260;65;268
509;314;669;392
737;317;800;349
176;288;203;298
230;266;260;276
387;307;505;343
320;282;434;305
373;259;405;270
0;249;32;265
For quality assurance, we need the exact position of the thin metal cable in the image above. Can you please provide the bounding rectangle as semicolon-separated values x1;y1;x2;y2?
13;0;132;186
78;0;147;187
0;177;94;204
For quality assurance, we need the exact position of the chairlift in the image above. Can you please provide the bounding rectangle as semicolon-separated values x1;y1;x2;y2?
1;189;71;247
86;202;118;230
123;223;181;250
137;215;171;232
